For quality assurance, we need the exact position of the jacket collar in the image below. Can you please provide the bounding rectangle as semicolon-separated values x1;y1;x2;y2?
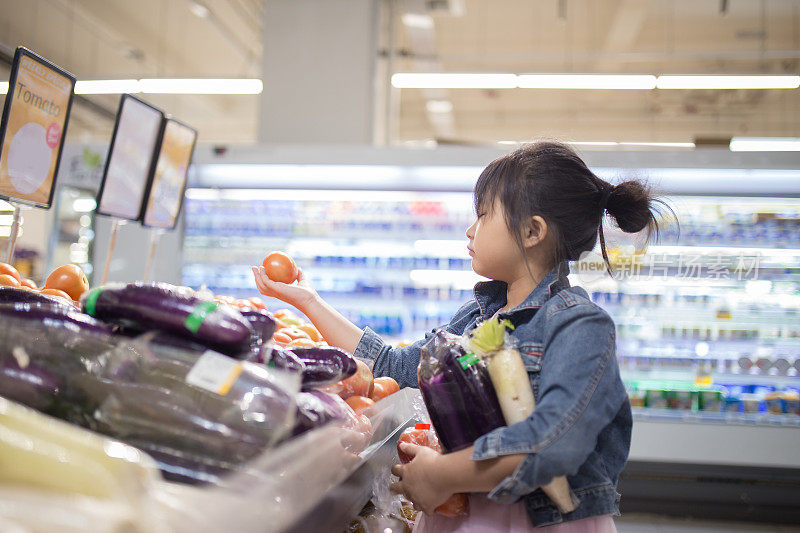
473;262;571;319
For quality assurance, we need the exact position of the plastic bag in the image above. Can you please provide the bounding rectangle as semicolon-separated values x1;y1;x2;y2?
71;333;300;485
0;397;165;532
417;330;504;453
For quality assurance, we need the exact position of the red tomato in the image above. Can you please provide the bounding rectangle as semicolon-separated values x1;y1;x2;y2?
337;359;373;399
40;288;72;301
20;278;37;290
45;264;89;301
369;382;388;402
0;263;22;283
345;395;374;415
373;377;399;396
262;251;298;284
0;274;21;287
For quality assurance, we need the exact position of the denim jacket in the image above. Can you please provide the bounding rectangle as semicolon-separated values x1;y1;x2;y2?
353;263;632;527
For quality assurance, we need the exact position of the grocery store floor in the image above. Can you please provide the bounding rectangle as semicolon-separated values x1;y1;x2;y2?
616;514;800;533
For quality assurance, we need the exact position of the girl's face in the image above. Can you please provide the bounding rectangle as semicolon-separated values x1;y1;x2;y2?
466;197;524;282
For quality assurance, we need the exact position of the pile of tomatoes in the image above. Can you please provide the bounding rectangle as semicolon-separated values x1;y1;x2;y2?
0;262;89;306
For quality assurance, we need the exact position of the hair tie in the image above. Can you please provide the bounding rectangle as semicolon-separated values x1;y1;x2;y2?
600;186;614;213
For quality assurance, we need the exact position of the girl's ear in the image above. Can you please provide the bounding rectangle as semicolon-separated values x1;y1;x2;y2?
523;216;548;248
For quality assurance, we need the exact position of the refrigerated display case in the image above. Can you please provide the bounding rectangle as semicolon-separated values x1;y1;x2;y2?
178;146;800;523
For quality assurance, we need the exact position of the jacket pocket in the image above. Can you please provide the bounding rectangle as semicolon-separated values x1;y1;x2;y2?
518;343;544;401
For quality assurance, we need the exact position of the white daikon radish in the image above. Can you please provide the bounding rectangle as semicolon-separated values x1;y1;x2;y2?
470;318;579;514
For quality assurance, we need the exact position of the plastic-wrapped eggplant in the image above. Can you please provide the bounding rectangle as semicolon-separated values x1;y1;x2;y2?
239;308;278;344
70;334;300;483
417;330;504;453
80;282;254;352
288;346;357;389
0;357;60;411
292;390;348;437
0;286;73;307
255;344;306;375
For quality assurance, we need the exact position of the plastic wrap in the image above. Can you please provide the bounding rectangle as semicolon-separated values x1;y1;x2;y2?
417;330;504;453
0;397;165;532
70;334;300;485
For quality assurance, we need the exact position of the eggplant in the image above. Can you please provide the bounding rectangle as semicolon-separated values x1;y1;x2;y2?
287;346;357;388
69;335;299;475
417;330;505;453
292;390;348;437
257;345;306;375
0;357;60;411
239;309;278;344
0;286;73;307
80;282;254;352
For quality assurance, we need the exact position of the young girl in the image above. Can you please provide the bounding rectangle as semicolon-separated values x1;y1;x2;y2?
252;141;662;531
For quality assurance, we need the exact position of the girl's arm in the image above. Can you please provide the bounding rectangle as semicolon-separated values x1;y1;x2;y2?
252;266;363;353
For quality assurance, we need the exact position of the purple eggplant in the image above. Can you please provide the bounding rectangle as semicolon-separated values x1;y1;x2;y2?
257;344;306;374
292;390;348;436
80;282;254;352
287;346;357;388
0;357;60;411
417;330;505;453
0;286;73;307
239;309;278;343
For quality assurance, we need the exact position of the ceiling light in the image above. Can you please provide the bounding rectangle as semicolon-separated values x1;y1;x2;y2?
729;137;800;151
568;141;619;147
426;100;453;113
138;78;263;94
656;75;800;89
518;74;656;89
75;79;141;94
391;73;518;89
618;142;696;148
402;13;434;29
189;1;210;18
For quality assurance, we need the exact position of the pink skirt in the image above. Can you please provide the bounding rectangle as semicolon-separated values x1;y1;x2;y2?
413;495;617;533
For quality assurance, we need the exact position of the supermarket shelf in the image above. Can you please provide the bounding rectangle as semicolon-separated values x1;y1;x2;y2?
631;407;800;427
629;414;800;468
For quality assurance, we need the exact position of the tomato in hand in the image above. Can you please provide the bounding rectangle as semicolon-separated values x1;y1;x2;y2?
45;264;89;300
0;263;22;284
262;251;298;284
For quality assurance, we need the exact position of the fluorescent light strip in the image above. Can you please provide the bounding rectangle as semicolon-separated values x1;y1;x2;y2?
75;79;141;94
729;137;800;152
518;74;656;89
138;78;263;94
657;75;800;90
391;73;800;90
0;79;262;95
391;73;517;89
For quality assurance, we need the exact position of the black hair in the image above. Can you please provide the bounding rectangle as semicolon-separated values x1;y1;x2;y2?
473;141;670;274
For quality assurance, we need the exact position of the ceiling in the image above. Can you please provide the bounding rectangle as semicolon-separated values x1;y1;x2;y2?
0;0;798;148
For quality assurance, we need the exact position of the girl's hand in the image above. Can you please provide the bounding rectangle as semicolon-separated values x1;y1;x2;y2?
390;443;453;514
251;266;318;311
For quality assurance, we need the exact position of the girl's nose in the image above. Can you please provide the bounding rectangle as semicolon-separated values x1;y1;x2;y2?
466;219;476;238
